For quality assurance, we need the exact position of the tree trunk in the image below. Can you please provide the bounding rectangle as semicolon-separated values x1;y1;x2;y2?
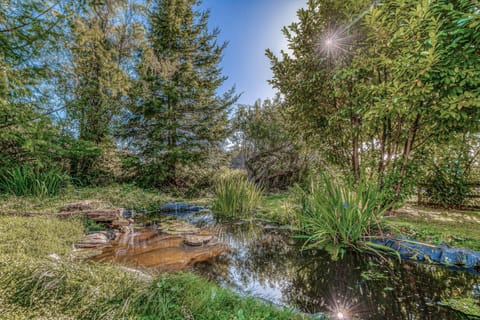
392;113;421;204
351;114;361;184
377;119;388;190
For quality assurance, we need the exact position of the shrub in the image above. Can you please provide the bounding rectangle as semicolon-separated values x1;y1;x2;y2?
0;165;68;197
295;174;388;257
424;163;470;207
212;169;263;218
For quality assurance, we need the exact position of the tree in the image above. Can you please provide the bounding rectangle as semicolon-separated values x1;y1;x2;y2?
64;0;139;182
233;97;308;190
266;0;373;183
125;0;237;187
0;0;65;169
268;0;480;204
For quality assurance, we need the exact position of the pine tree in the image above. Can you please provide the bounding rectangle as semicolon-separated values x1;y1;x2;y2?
0;0;64;169
126;0;236;187
65;0;139;182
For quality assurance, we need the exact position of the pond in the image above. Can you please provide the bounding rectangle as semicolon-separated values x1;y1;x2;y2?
95;210;480;320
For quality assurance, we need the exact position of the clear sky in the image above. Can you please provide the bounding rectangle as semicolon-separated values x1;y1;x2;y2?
198;0;305;106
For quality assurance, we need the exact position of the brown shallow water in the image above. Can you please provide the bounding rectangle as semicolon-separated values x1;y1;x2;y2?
93;226;227;272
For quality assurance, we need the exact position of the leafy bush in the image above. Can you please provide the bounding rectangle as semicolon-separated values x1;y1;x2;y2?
295;174;388;257
0;166;69;197
424;162;471;207
212;169;263;218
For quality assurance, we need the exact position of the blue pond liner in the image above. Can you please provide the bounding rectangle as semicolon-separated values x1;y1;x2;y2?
373;237;480;273
158;202;205;213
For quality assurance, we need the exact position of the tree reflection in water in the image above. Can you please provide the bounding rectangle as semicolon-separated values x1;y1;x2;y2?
196;222;479;320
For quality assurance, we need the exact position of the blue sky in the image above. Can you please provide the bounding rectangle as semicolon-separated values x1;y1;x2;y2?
198;0;305;106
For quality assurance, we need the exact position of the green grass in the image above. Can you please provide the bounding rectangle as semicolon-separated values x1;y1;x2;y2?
0;184;172;213
386;212;480;251
0;215;304;319
0;215;84;257
212;170;263;218
441;297;480;317
257;194;298;225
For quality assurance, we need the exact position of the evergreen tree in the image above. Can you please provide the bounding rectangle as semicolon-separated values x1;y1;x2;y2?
0;0;65;169
65;0;139;182
126;0;236;187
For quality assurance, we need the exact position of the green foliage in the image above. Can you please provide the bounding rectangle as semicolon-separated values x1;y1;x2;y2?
124;0;237;188
233;97;308;190
64;0;139;183
268;0;480;202
84;219;106;232
0;166;68;197
424;162;470;207
295;174;388;257
0;0;68;173
421;135;477;207
212;170;263;218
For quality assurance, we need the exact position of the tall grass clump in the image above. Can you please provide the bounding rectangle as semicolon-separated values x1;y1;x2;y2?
212;170;263;218
0;165;68;197
295;174;389;258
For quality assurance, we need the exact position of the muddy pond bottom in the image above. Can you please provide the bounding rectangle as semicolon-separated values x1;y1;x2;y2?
96;211;480;320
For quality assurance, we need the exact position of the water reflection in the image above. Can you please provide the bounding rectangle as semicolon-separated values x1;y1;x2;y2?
195;222;480;320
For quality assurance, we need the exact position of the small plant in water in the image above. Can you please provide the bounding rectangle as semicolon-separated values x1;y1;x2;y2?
295;173;393;258
212;169;263;218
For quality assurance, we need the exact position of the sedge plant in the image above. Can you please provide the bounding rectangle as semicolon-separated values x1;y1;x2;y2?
0;165;68;197
295;173;396;258
212;170;263;218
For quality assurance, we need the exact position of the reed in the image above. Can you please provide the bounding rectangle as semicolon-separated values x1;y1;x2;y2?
0;166;68;197
295;174;389;258
212;170;263;218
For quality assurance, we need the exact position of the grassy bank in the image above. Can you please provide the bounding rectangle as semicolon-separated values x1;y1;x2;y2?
258;194;480;252
386;206;480;251
0;184;174;213
0;214;303;319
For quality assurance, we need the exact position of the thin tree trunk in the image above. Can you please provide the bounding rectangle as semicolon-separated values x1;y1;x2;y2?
377;119;388;190
393;113;421;204
352;115;360;184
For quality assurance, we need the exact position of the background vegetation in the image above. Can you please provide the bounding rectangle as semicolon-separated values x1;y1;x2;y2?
0;0;478;208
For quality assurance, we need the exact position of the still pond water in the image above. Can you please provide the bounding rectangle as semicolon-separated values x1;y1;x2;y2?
97;211;480;320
